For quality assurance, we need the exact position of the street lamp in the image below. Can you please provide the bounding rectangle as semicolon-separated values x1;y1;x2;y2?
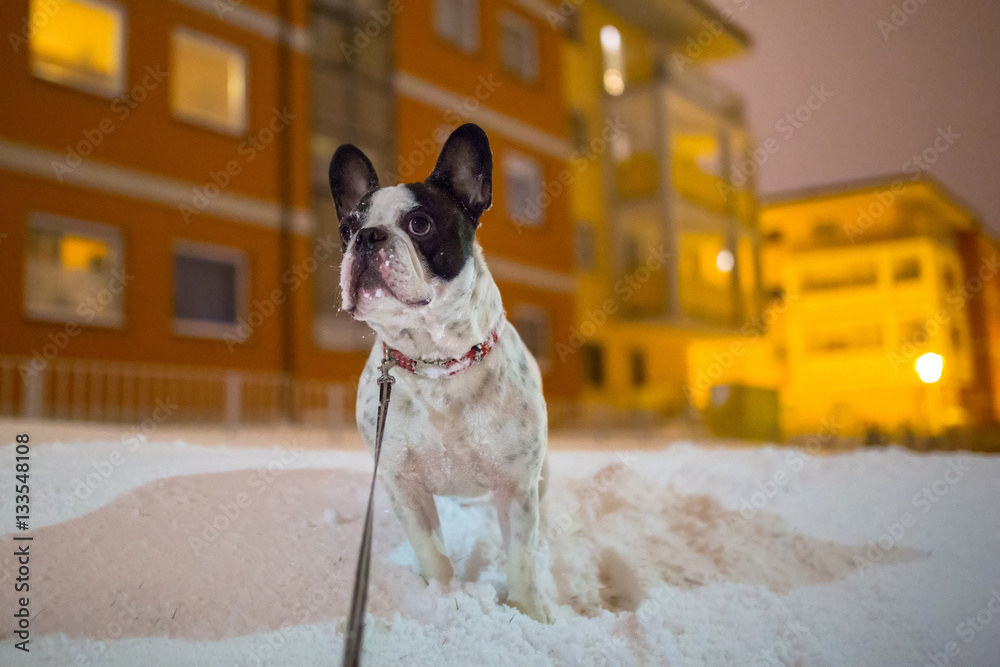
915;353;943;384
716;249;735;272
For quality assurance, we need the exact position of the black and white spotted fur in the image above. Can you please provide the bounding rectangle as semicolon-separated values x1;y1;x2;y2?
329;124;549;622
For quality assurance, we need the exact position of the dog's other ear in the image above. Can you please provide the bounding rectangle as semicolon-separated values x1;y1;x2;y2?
427;123;493;226
329;145;379;223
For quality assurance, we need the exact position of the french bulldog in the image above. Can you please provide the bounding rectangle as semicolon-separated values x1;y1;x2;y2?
329;123;549;622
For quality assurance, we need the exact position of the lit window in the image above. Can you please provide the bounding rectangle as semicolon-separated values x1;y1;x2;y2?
600;25;624;95
171;28;248;134
503;152;544;226
29;0;125;97
172;241;247;339
24;213;125;327
435;0;479;53
499;11;539;82
511;306;551;371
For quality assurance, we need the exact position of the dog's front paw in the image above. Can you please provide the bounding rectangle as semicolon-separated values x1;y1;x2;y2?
508;595;550;623
419;554;454;584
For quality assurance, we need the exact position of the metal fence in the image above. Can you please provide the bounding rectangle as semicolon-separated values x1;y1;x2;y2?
0;355;686;438
0;355;348;429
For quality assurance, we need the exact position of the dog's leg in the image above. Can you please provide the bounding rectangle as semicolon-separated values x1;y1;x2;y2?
497;480;548;622
383;478;453;583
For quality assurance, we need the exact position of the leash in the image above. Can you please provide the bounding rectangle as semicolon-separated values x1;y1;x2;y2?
342;352;396;667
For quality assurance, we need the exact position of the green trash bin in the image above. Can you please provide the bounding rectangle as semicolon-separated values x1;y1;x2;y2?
705;384;781;442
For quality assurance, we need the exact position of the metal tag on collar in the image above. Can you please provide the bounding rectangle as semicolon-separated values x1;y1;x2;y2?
379;350;397;386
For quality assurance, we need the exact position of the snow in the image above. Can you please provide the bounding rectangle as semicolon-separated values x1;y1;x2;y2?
1;420;999;666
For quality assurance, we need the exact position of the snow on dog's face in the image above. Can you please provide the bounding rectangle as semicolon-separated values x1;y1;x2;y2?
329;124;492;330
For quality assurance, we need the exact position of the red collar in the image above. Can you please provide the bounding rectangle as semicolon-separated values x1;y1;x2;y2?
383;315;506;378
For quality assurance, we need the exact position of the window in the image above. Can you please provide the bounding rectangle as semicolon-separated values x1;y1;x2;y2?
801;262;878;292
503;152;544;226
311;191;371;351
812;221;839;245
893;257;921;282
600;25;624;95
943;267;956;291
499;11;539;82
171;28;248;134
570;110;589;153
574;222;597;272
29;0;125;97
24;213;125;327
623;235;643;273
562;4;581;41
582;344;604;387
805;324;883;353
435;0;478;53
310;5;394;347
629;349;646;387
172;241;247;339
511;306;551;372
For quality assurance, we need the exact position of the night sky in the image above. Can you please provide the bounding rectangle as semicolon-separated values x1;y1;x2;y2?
709;0;1000;233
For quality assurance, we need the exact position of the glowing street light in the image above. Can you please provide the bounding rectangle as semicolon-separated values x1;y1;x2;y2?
915;353;943;384
716;249;735;272
601;26;625;96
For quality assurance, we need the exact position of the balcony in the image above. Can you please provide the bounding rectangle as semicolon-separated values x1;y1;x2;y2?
605;66;754;221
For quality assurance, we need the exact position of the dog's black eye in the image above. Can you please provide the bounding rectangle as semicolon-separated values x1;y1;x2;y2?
408;214;432;236
339;223;352;244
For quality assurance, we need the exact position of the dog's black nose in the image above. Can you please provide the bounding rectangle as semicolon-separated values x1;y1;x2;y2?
355;226;388;253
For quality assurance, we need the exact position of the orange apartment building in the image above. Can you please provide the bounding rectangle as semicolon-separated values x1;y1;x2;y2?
0;0;576;424
360;0;579;399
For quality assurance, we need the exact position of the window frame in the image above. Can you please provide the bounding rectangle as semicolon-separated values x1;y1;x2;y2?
498;10;539;83
29;0;128;99
23;212;126;328
169;26;249;136
502;151;546;227
171;239;249;340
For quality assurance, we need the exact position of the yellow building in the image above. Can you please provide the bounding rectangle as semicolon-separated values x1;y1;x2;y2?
761;177;987;439
555;0;774;434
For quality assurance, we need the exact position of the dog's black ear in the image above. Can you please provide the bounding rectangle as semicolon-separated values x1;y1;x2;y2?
329;145;379;223
427;123;493;226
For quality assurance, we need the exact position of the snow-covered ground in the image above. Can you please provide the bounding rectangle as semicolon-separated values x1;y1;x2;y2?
1;420;999;666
